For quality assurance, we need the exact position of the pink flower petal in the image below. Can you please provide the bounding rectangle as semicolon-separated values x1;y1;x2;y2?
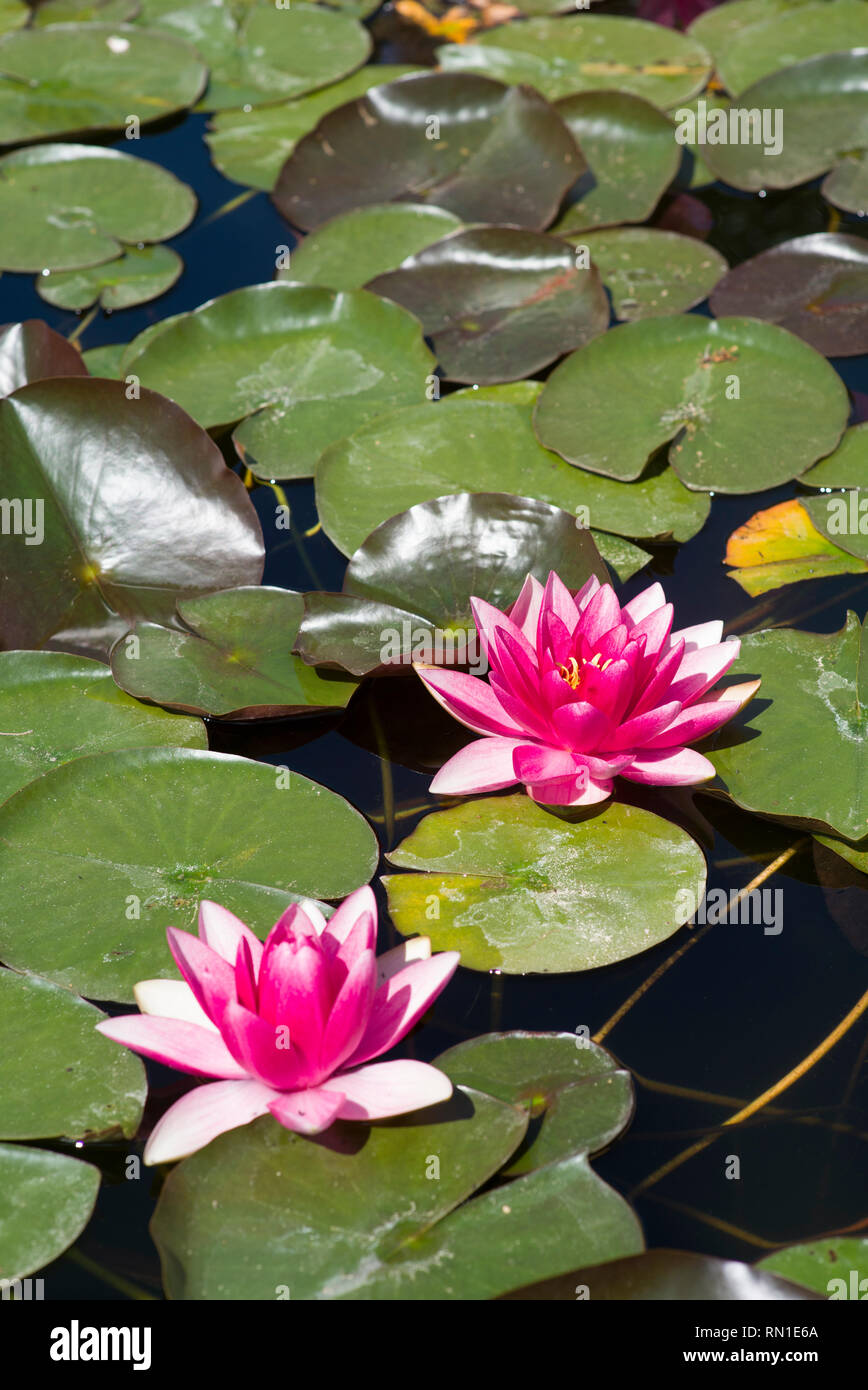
376;939;431;984
324;1060;453;1120
198;901;264;970
234;937;258;1013
669;619;723;652
133;979;218;1033
488;672;552;741
580;584;622;647
470;595;537;670
627;637;685;718
144;1079;278;1164
542;571;580;634
167;927;237;1029
550;699;612;750
602;700;682;752
669;639;741;705
219;1000;308;1089
415;664;524;738
644;698;743;748
429;736;526;795
619;747;716;786
267;1086;346;1136
95;1015;249;1079
573;575;600;613
513;744;584;784
623;582;666;625
508;574;545;644
319;950;377;1075
320;884;376;950
527;774;612;807
347;951;460;1068
257;938;331;1061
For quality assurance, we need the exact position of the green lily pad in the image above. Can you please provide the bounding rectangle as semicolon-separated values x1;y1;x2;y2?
0;23;207;144
0;969;145;1141
710;234;868;358
0;1144;99;1282
687;0;818;55
678;91;733;187
81;341;126;377
0;747;378;1001
37;245;184;312
0;377;264;654
0;320;87;397
814;829;868;876
436;16;712;108
437;1032;633;1175
119;282;435;481
282;203;463;291
33;0;139;23
697;0;868;95
708;612;868;841
552;91;681;234
503;1248;823;1299
823;149;868;216
725;498;868;597
0;145;196;274
384;795;706;974
0;650;206;805
315;382;708;554
205;66;420;191
533;314;849;492
297;492;610;676
577;228;727;321
801;423;868;489
369;226;609;385
802;491;868;561
273;71;582;232
0;0;28;33
111;587;357;718
758;1237;868;1297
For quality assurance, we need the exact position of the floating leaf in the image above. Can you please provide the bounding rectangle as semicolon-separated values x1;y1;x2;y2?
111;587;357;718
552;91;681;234
758;1237;868;1297
0;378;264;654
33;0;138;22
0;23;207;143
0;145;196;275
436;16;712;107
0;970;145;1141
0;1144;99;1282
0;747;378;1001
708;613;868;841
282;204;464;291
120;283;434;481
800;423;868;489
724;499;868;596
368;226;609;384
315;382;708;555
502;1248;823;1299
534;314;849;492
0;320;87;398
384;795;706;973
814;829;868;877
709;234;868;358
0;650;205;805
273;71;582;232
823;149;868;216
694;0;868;95
0;0;28;33
802;491;868;561
37;245;184;312
577;228;727;321
205;66;419;191
80;341;126;377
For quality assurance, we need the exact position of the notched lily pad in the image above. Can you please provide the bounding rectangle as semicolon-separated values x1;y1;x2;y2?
38;245;184;313
578;228;727;321
800;422;868;489
282;203;463;291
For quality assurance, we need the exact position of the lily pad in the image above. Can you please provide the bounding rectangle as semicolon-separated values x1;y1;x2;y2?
758;1237;868;1297
111;587;357;718
709;234;868;358
384;795;706;973
33;0;139;22
823;149;868;216
533;314;849;492
0;0;27;33
119;282;435;481
37;245;184;312
802;490;868;561
800;422;868;489
0;23;207;144
0;650;205;806
205;66;420;192
368;226;610;384
552;91;681;234
724;498;868;596
81;341;126;377
282;203;464;291
578;228;727;321
0;747;378;1001
502;1248;823;1299
708;612;868;841
814;829;868;876
687;0;818;55
436;16;712;108
272;71;582;232
0;145;196;275
0;377;264;654
0;970;145;1141
0;1144;99;1282
315;382;709;554
0;320;87;398
696;0;868;95
297;492;610;676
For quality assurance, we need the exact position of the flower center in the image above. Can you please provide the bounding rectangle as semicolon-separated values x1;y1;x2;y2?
557;652;612;689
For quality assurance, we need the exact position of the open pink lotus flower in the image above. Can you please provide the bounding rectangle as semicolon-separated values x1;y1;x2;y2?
96;889;459;1164
416;574;760;807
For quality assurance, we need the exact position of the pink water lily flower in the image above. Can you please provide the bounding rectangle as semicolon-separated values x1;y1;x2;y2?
416;574;760;807
96;889;459;1164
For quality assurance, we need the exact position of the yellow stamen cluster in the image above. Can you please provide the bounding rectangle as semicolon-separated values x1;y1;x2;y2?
557;652;612;689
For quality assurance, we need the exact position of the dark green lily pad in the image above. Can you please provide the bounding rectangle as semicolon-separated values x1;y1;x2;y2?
800;423;868;489
282;203;463;291
802;491;868;562
0;377;264;655
297;492;610;676
552;91;681;234
502;1248;824;1299
814;829;868;876
0;320;87;398
0;145;196;274
577;228;727;321
368;226;609;385
0;649;205;805
81;341;126;377
534;314;849;492
384;795;706;974
710;234;868;358
696;0;868;95
0;23;207;144
708;613;868;841
0;969;145;1141
273;71;582;232
120;282;434;481
315;382;708;555
0;747;378;1001
33;0;138;22
687;0;817;56
0;1144;99;1282
111;587;357;718
823;149;868;216
436;16;712;107
205;66;420;191
437;1032;633;1175
37;245;184;312
758;1237;868;1297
